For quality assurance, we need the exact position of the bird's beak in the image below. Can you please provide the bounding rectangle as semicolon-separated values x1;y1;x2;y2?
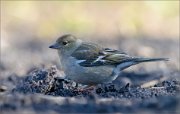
49;43;61;49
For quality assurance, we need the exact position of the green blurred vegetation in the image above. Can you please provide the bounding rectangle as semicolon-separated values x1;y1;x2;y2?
1;1;179;40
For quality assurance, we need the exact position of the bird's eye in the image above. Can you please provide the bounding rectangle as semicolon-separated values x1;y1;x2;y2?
62;41;68;45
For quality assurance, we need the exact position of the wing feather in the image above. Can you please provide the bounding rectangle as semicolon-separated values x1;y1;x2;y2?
71;43;130;67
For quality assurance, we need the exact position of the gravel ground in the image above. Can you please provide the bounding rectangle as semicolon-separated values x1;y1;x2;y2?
0;37;180;113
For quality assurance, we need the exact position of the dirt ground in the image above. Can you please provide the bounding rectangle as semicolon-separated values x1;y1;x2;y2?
0;37;180;113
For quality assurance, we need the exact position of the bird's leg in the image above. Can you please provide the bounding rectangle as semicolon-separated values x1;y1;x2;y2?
74;85;95;92
83;85;96;91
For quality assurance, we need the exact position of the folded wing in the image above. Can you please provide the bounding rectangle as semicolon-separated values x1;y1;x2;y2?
71;43;131;67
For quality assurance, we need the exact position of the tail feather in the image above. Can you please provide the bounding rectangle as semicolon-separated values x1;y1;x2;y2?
117;57;169;70
132;57;169;63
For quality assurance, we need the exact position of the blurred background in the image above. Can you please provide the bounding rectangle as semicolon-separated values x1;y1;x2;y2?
1;1;179;78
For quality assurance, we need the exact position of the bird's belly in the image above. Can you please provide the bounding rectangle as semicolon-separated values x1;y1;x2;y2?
63;59;116;85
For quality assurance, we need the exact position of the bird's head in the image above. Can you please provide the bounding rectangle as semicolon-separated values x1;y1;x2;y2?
49;34;82;55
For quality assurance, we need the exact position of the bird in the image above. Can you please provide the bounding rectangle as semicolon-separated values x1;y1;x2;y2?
49;34;168;87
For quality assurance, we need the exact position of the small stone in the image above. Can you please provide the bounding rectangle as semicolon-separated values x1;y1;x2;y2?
0;85;7;92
